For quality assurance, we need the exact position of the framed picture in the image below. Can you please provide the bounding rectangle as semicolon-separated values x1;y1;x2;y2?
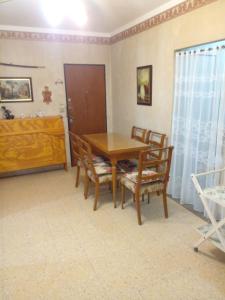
137;65;152;106
0;77;33;103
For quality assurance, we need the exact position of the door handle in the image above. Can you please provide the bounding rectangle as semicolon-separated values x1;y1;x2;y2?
69;118;73;123
68;98;71;102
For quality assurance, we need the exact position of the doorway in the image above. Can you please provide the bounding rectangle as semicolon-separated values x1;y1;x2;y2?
64;64;107;166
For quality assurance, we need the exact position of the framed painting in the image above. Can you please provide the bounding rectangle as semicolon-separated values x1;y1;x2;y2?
137;65;152;106
0;77;33;103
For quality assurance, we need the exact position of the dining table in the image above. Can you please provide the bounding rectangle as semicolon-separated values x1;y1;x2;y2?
83;132;149;208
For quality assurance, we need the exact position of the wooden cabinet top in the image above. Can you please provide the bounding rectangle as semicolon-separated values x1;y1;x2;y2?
0;115;62;122
0;115;64;136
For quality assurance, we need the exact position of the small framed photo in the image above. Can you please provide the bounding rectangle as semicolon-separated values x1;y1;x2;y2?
0;77;33;103
137;65;152;106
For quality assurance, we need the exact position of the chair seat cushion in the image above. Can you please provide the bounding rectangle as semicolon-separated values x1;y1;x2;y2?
92;155;108;164
77;160;82;167
117;159;138;172
121;170;164;194
87;162;124;183
94;162;113;175
77;155;107;167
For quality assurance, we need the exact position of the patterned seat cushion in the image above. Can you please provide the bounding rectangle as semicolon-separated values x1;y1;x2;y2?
93;162;113;175
121;170;164;194
117;159;138;172
77;155;107;167
87;162;124;184
92;155;108;164
77;160;82;167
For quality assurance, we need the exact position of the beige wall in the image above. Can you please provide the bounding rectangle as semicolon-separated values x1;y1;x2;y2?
0;40;112;163
0;0;225;165
111;0;225;140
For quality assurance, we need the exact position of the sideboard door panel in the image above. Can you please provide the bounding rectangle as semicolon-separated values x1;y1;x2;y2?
0;116;67;173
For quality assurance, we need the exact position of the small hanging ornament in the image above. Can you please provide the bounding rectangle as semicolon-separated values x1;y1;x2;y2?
42;86;52;104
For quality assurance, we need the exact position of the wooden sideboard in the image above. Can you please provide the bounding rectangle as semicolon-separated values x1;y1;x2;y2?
0;115;67;174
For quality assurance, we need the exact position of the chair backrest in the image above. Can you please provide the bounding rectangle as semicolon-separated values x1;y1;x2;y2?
69;131;81;162
136;146;174;188
78;136;98;182
131;126;147;143
146;131;166;160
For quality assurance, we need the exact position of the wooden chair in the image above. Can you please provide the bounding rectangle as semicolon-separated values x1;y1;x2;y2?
79;137;123;210
117;126;147;172
131;126;147;143
69;132;107;188
120;146;174;225
146;131;166;160
69;132;82;187
144;131;167;201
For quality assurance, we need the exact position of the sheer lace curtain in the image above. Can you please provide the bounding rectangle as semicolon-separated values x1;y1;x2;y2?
169;43;225;219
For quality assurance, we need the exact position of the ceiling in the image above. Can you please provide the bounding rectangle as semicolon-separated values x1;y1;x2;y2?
0;0;183;35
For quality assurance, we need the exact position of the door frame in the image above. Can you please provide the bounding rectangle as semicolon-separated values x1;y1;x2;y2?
63;63;108;166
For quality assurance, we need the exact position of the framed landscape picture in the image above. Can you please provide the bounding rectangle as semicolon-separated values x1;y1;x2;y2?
137;65;152;106
0;77;33;103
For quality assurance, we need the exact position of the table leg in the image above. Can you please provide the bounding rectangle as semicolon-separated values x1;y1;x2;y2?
111;158;117;208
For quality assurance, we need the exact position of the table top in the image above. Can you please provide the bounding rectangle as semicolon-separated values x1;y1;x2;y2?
84;132;149;155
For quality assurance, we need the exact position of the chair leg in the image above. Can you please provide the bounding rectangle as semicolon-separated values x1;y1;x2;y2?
155;168;160;196
75;165;80;188
148;193;150;204
135;193;142;225
162;190;168;218
84;174;89;199
117;180;120;188
108;182;112;192
93;183;100;211
121;184;125;209
142;194;145;202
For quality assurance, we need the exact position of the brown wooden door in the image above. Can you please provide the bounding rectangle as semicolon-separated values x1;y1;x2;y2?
64;64;107;165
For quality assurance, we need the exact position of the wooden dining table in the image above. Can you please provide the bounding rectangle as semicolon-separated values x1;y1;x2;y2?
83;132;149;208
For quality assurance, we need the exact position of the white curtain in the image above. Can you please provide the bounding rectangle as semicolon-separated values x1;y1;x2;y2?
169;44;225;219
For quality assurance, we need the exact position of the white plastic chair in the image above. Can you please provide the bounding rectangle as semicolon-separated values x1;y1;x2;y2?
191;168;225;253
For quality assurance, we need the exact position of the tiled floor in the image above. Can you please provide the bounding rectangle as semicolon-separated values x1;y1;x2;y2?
0;168;225;300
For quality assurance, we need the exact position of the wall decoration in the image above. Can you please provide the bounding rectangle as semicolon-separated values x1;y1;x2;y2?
0;77;33;103
0;62;45;69
42;86;52;104
1;106;14;119
137;65;152;106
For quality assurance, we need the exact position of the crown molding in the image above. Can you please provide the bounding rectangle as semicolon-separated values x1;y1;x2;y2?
0;0;217;45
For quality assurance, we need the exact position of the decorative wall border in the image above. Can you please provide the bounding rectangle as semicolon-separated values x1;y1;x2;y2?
111;0;217;44
0;0;217;45
0;30;111;45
